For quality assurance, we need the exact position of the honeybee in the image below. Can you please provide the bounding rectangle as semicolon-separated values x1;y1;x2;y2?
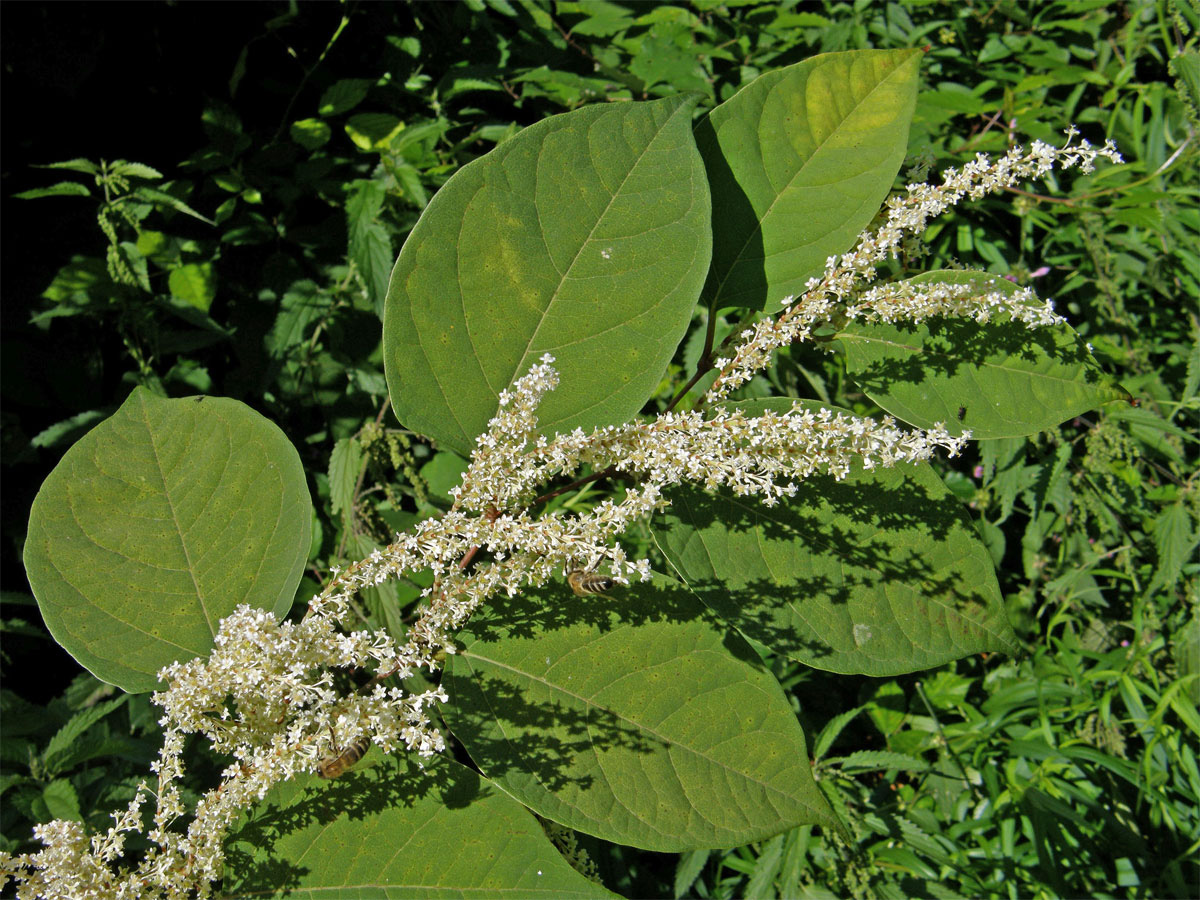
567;568;615;596
316;734;370;779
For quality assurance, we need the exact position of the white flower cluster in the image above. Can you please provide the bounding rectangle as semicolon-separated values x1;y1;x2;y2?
0;606;449;900
846;281;1063;329
0;130;1119;900
707;128;1121;401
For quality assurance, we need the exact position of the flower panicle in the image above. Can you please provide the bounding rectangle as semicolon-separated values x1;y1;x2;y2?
705;129;1121;402
2;129;1120;900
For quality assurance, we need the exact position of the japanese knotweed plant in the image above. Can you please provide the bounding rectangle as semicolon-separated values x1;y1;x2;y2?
5;49;1124;899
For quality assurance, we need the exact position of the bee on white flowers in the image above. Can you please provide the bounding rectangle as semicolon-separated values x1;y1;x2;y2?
316;734;370;779
567;568;615;596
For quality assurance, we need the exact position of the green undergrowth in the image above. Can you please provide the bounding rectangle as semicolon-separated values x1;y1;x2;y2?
2;2;1196;898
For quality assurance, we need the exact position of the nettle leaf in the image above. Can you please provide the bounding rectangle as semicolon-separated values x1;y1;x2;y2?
346;180;393;316
442;575;840;852
109;161;163;180
24;388;311;692
223;754;615;899
837;271;1129;438
696;48;920;311
655;400;1015;677
41;696;127;776
265;280;332;362
318;78;373;117
328;436;363;518
290;117;332;150
41;779;82;822
13;181;92;200
384;94;711;456
35;158;100;175
168;262;217;313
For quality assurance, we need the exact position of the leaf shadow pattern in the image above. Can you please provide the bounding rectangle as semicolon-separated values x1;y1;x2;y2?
222;753;488;895
843;317;1097;394
656;467;1008;672
673;466;967;543
443;578;768;793
693;115;770;311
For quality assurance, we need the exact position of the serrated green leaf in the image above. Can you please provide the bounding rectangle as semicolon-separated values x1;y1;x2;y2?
674;849;709;899
328;437;364;518
110;161;162;180
561;0;635;36
24;388;311;692
384;94;712;456
47;736;145;776
290;117;332;150
629;24;709;94
35;158;99;175
1182;329;1200;404
443;574;840;851
1148;501;1198;595
264;281;332;362
656;399;1015;676
392;163;429;209
346;180;393;315
130;186;215;225
812;705;864;761
13;182;92;200
168;262;216;313
345;112;405;151
439;71;506;102
829;750;929;772
41;779;82;822
41;697;126;775
318;78;373;117
695;49;921;311
31;410;110;450
864;680;908;737
389;119;447;157
744;832;784;898
838;271;1128;438
223;754;616;898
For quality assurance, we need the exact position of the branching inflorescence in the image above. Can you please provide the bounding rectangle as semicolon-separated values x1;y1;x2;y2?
0;131;1121;900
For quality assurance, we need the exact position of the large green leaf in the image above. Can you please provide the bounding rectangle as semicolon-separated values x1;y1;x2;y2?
442;575;840;852
695;49;920;311
837;271;1129;438
655;400;1016;676
223;754;614;899
24;388;311;692
384;95;712;456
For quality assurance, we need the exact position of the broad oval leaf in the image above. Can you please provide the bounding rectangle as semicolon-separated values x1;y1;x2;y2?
837;271;1129;438
441;575;840;852
24;388;311;692
696;48;921;311
223;754;614;899
656;400;1016;676
384;94;712;456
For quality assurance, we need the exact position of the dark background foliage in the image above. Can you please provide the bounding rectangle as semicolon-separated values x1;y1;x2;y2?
2;2;1196;897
